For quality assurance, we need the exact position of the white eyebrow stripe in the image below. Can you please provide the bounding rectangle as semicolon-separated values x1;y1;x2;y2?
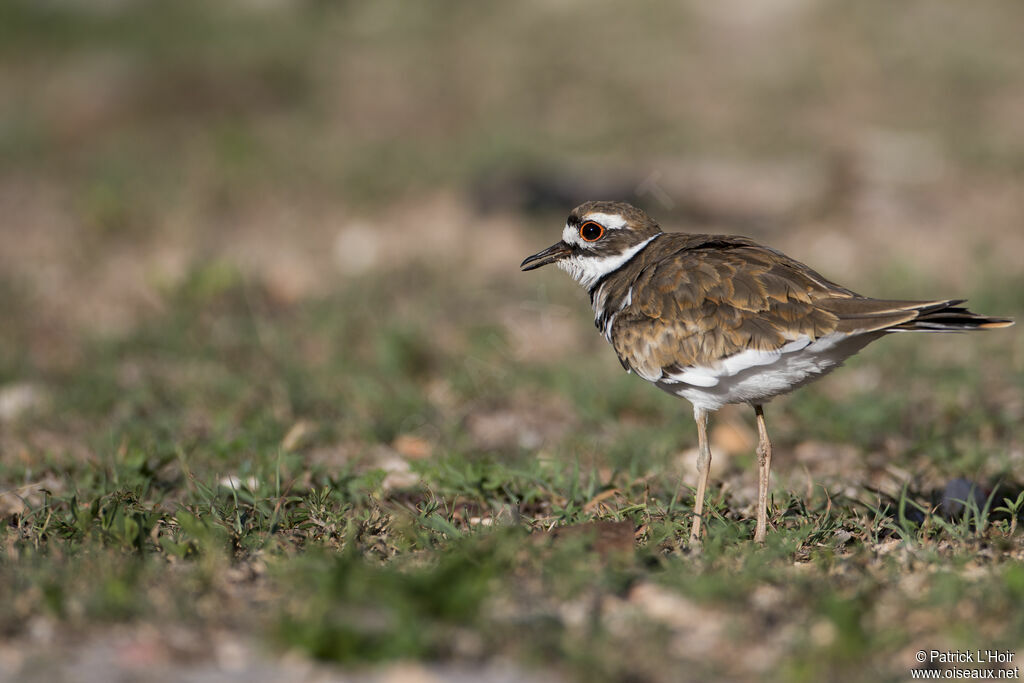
583;213;627;230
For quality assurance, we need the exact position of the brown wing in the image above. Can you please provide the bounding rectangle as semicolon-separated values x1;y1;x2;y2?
609;237;845;380
608;234;1013;381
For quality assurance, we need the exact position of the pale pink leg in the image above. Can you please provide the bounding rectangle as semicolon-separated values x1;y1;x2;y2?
754;404;773;544
689;406;711;547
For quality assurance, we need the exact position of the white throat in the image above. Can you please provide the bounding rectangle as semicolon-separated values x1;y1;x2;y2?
558;234;660;290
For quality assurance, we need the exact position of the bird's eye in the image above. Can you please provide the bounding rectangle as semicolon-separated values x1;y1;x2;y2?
579;221;605;242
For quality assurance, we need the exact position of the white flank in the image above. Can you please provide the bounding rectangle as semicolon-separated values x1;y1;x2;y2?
653;332;880;411
662;368;719;387
718;337;812;375
559;234;660;290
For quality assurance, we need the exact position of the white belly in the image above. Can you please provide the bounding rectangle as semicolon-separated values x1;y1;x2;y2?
652;332;882;411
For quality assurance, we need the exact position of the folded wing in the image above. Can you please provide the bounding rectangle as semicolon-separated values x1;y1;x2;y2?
609;234;1012;382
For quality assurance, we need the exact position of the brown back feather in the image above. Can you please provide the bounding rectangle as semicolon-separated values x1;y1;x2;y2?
610;234;846;374
606;233;1013;378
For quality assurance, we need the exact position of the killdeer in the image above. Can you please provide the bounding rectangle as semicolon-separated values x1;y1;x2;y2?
521;201;1013;546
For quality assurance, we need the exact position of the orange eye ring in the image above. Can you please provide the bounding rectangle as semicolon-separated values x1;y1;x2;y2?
579;221;605;242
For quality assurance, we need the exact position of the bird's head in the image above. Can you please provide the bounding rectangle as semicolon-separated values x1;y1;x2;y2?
520;201;662;289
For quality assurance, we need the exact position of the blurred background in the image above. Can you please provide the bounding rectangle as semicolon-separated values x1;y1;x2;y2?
3;0;1023;356
1;2;1023;680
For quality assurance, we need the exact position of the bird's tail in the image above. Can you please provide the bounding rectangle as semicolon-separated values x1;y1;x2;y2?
824;297;1014;334
891;299;1014;332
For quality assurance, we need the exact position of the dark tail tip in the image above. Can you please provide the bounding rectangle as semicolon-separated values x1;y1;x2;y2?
902;305;1014;332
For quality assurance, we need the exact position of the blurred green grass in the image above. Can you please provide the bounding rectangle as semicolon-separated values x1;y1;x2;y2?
2;258;1022;681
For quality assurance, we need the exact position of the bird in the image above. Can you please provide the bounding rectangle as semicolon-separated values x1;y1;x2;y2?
520;200;1013;546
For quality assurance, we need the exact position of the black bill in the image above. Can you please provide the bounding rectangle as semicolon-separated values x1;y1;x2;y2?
520;241;571;271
